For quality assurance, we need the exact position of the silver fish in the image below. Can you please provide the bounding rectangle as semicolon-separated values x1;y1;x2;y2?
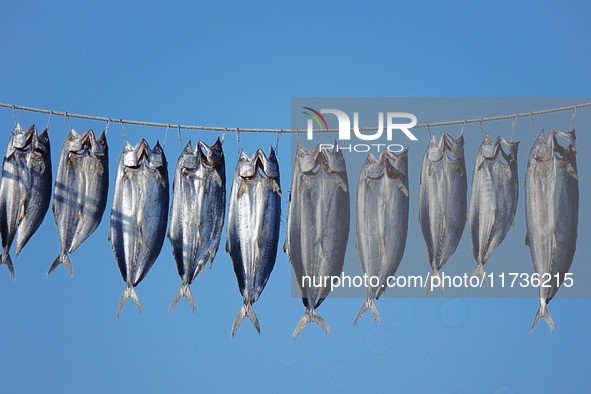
0;124;52;277
226;147;281;336
168;138;225;312
285;143;349;339
468;135;519;278
525;129;578;333
109;139;169;316
355;149;409;324
418;133;467;293
49;129;109;277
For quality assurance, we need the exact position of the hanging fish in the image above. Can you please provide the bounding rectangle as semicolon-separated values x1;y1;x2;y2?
355;149;409;324
109;139;169;316
285;143;349;339
525;129;578;333
226;147;281;336
468;135;519;278
49;129;109;277
418;133;467;293
168;138;226;312
0;124;52;277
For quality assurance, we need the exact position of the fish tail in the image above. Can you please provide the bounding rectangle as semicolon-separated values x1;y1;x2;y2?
117;283;142;318
292;308;329;340
529;298;555;335
1;248;15;279
471;263;487;284
47;252;73;278
168;284;196;314
231;302;260;337
354;298;380;325
426;267;444;295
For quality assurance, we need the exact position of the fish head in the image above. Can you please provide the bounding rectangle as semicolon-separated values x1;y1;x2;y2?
65;129;86;153
178;141;198;169
381;148;408;179
296;144;318;174
426;133;445;162
322;141;346;174
478;134;498;160
529;130;552;163
33;128;51;158
238;149;257;178
258;147;280;179
88;129;108;158
148;140;166;169
444;132;465;160
12;124;36;150
498;137;519;165
122;141;140;167
551;129;576;162
198;138;224;170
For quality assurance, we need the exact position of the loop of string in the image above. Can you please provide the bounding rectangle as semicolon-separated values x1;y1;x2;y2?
571;107;577;130
105;120;110;136
65;112;72;132
177;125;182;148
427;124;432;138
120;120;128;144
46;110;53;131
530;113;536;135
162;125;170;148
511;117;517;141
221;127;227;144
460;121;466;136
236;127;240;155
274;130;281;153
479;120;485;135
12;105;17;127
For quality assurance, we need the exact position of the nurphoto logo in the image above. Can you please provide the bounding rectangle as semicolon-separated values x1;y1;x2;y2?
302;106;418;153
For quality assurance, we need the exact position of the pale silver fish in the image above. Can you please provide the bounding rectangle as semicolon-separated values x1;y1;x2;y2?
285;143;349;339
109;139;169;316
49;129;109;277
168;138;225;312
526;129;578;333
468;135;519;278
355;149;409;324
226;147;281;336
418;133;467;293
0;124;52;277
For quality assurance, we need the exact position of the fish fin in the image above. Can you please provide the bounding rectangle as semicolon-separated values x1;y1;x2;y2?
212;171;223;187
292;308;329;340
231;302;260;337
1;249;15;279
525;231;529;247
117;283;142;318
47;252;74;278
354;298;380;325
567;163;578;180
529;298;555;335
272;180;282;196
397;182;409;197
168;284;196;314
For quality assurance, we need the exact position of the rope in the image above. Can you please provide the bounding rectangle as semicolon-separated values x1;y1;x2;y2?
1;101;590;133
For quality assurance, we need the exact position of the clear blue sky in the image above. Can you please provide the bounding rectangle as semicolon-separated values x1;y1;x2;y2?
1;1;590;393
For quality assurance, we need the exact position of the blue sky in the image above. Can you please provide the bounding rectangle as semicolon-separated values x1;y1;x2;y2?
1;1;590;393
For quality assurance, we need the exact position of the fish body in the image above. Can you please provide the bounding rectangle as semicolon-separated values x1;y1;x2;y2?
418;133;467;293
468;135;519;278
49;129;109;277
168;138;226;312
109;139;169;316
525;129;578;333
285;143;349;339
0;124;52;277
355;149;409;324
226;147;281;336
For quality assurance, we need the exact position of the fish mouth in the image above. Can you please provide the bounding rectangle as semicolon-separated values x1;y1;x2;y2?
381;149;407;179
32;129;50;157
197;140;223;170
551;129;576;162
239;148;278;180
